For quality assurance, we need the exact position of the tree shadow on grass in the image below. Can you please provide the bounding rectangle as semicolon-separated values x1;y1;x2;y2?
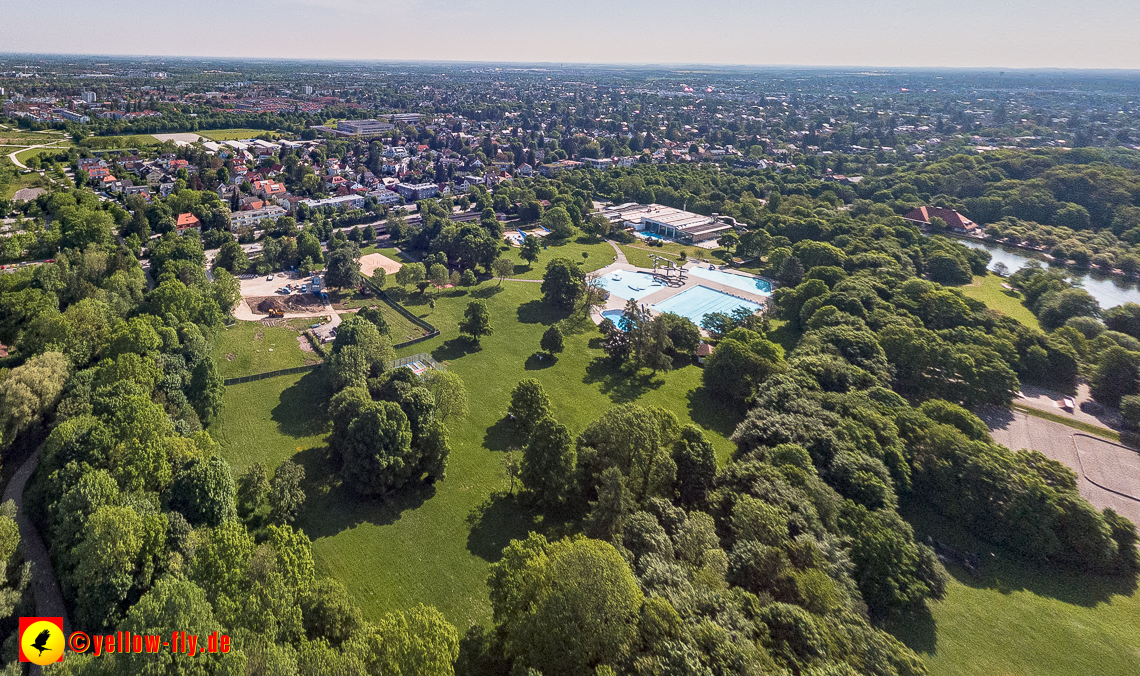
686;386;746;440
471;285;505;299
271;368;333;439
482;417;520;453
293;444;438;540
525;352;556;370
465;491;578;563
583;356;664;403
900;500;1139;609
881;605;937;656
517;299;565;325
432;337;481;362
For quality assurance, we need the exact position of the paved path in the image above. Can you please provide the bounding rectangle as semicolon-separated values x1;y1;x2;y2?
6;140;68;170
607;240;629;265
2;444;71;634
983;408;1140;529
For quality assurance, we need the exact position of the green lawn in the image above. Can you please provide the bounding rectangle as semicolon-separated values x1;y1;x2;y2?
959;274;1041;330
887;504;1140;676
210;279;743;627
198;128;286;141
81;135;159;150
14;145;71;163
497;236;615;279
212;320;322;379
0;170;49;200
211;369;332;473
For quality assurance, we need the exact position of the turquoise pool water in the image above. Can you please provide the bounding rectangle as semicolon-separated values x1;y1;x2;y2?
600;309;625;326
651;285;762;326
593;270;667;300
688;266;772;295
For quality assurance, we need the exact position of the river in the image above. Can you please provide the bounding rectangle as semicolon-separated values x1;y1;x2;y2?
957;239;1140;309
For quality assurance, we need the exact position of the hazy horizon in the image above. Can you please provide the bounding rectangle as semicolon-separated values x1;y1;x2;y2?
3;0;1139;70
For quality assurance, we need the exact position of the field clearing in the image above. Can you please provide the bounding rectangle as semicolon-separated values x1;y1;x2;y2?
212;320;321;380
14;145;71;163
198;128;285;141
496;236;614;279
82;135;162;150
959;273;1041;329
887;504;1140;676
211;369;331;473
0;130;68;145
1;171;49;200
211;279;743;627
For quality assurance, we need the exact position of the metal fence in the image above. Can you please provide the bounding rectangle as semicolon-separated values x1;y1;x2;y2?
223;363;322;386
360;276;442;349
388;352;445;372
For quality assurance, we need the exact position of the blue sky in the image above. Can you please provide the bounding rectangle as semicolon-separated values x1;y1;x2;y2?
4;0;1139;68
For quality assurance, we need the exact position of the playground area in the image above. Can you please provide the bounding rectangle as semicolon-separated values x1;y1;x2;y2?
359;252;403;277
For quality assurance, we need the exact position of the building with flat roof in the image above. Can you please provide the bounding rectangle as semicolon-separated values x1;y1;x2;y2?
230;205;286;231
602;203;734;244
336;119;395;136
301;194;366;211
396;182;439;201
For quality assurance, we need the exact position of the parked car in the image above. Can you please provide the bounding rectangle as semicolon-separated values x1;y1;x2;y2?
267;274;274;281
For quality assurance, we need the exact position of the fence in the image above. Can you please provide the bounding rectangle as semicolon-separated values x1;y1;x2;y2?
223;277;443;385
360;276;441;349
223;363;321;386
389;352;445;372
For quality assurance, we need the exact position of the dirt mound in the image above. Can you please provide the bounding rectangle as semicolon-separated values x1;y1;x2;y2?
250;295;327;314
257;298;285;313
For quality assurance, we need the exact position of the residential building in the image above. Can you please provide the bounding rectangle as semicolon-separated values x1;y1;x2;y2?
395;182;439;200
301;194;366;211
582;157;614;170
229;206;286;231
81;91;97;103
176;213;201;232
369;189;401;206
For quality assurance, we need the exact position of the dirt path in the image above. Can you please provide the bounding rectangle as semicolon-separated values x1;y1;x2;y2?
2;444;71;633
7;140;68;170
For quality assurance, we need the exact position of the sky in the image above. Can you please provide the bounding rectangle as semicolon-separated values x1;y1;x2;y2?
3;0;1140;69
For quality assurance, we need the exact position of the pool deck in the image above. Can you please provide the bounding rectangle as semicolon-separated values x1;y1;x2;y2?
588;252;771;327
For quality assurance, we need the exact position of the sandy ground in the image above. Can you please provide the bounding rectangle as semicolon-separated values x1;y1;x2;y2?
983;407;1140;528
152;132;204;145
360;252;403;277
1017;382;1122;432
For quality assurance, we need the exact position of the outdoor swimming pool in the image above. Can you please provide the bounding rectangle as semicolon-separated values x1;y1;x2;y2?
688;266;772;295
593;270;667;300
601;309;625;325
650;285;762;326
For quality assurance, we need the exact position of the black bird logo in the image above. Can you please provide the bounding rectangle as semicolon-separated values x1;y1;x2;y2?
31;629;52;656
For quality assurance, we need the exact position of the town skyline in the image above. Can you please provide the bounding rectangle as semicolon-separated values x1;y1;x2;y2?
4;0;1140;69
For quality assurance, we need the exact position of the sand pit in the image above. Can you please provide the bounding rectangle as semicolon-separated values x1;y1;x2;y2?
360;253;403;278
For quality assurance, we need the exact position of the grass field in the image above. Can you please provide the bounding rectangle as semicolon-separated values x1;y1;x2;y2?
198;128;285;141
887;504;1140;676
212;370;332;473
959;274;1041;330
0;130;68;145
0;170;49;200
14;144;71;164
81;135;160;151
210;279;744;627
212;320;321;380
497;236;615;279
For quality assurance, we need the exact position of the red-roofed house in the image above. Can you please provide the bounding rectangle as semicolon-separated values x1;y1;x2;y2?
176;213;201;232
904;206;978;232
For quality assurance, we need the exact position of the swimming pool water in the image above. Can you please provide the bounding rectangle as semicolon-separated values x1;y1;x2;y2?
688;266;772;295
651;285;762;326
600;309;625;326
593;270;667;300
